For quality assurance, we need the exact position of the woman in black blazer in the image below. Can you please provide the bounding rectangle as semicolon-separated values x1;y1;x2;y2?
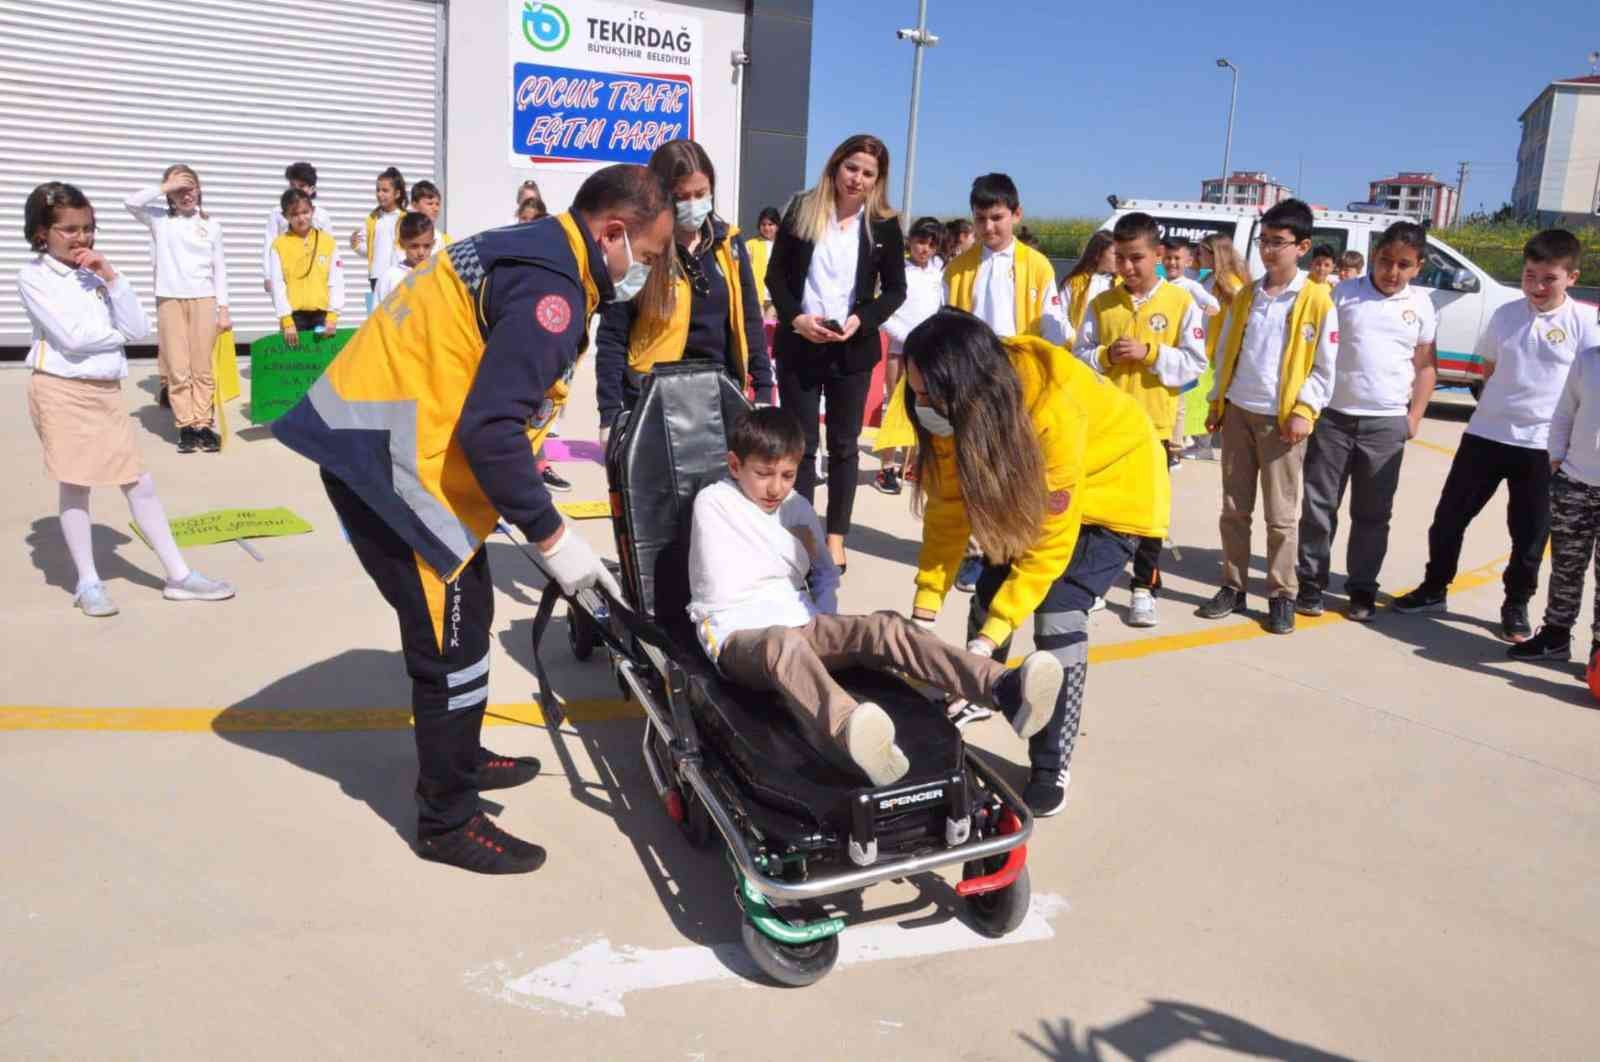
768;133;907;570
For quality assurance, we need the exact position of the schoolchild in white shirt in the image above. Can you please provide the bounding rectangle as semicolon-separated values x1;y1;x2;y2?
375;212;437;303
262;161;334;295
408;180;452;247
1158;237;1221;317
876;215;945;494
1295;222;1437;622
1394;229;1600;642
125;164;230;452
689;408;1063;786
350;166;407;308
18;182;235;618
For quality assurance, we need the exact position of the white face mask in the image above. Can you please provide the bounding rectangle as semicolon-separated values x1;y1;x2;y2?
915;400;955;437
675;195;713;230
611;228;650;302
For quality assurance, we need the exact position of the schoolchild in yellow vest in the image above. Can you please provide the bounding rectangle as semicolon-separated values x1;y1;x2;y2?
943;173;1072;346
269;188;345;348
274;165;676;874
1074;213;1205;628
594;139;773;433
1199;199;1339;634
409;180;454;248
1060;230;1119;335
903;309;1167;815
349;167;406;304
747;205;781;317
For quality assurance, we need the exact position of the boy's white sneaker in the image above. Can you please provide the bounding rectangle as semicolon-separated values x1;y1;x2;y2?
1089;595;1107;614
163;571;236;602
1007;652;1064;740
1128;588;1158;628
844;703;909;787
74;582;118;618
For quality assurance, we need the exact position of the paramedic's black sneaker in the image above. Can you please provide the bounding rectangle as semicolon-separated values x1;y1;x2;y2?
955;555;983;593
196;426;221;452
1196;586;1246;619
1265;596;1295;635
540;467;572;492
1507;624;1570;661
993;651;1064;741
1294;585;1324;617
475;748;542;790
1346;591;1378;623
1391;584;1446;614
1501;602;1533;644
177;426;199;454
1023;768;1069;818
845;703;909;787
416;813;546;875
874;467;902;495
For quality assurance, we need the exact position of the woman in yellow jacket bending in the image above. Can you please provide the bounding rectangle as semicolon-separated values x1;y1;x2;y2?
903;308;1169;817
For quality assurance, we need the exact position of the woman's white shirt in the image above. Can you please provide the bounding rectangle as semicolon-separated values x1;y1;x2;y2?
800;206;863;325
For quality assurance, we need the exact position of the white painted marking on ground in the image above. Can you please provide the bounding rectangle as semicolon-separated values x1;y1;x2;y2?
466;893;1069;1018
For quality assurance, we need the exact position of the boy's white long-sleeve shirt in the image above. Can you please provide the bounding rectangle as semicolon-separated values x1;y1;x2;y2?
375;262;411;304
1170;274;1220;315
1549;348;1600;486
17;254;149;380
687;478;841;663
882;258;943;352
262;203;334;284
123;186;228;304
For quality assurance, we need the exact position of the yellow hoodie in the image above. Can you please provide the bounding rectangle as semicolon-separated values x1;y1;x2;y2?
915;336;1170;643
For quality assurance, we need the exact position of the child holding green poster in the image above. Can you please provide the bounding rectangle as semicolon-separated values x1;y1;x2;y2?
18;182;236;618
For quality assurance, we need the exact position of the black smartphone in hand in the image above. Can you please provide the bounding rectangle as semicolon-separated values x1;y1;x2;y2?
820;318;844;335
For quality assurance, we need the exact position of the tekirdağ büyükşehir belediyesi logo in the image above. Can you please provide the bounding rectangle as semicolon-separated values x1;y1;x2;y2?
523;2;571;51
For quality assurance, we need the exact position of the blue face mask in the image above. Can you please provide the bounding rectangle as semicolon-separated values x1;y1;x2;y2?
611;228;650;303
675;195;713;230
915;400;955;437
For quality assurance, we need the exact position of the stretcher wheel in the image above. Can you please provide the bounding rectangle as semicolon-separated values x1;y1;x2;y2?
740;919;839;987
961;859;1031;938
568;609;597;661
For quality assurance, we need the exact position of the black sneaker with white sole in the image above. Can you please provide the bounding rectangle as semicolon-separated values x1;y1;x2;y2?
196;426;222;452
540;466;572;492
415;812;546;874
177;426;200;454
1346;591;1378;623
1507;624;1571;661
1501;602;1533;643
1294;585;1324;617
1391;584;1446;613
1023;768;1069;817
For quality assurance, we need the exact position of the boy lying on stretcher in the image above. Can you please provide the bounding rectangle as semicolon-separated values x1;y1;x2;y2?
687;407;1063;785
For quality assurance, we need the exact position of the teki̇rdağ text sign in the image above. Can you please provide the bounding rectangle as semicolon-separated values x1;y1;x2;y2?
510;0;701;169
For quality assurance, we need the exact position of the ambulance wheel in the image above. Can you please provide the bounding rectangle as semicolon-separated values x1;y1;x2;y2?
961;860;1031;938
740;920;839;987
568;610;596;661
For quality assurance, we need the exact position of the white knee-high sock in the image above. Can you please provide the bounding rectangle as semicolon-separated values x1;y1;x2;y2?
59;483;99;593
123;474;190;583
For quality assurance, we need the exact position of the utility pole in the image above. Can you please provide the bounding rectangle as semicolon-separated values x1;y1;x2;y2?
896;2;938;222
1216;59;1239;204
1456;161;1469;226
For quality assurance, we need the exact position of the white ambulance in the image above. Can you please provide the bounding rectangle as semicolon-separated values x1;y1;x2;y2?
1099;199;1523;399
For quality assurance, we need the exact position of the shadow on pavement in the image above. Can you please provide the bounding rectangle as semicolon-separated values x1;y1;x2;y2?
1375;606;1596;707
26;516;166;594
210;648;419;841
1020;998;1358;1060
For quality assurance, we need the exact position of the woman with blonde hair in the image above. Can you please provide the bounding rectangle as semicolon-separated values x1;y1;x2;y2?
766;133;907;570
1188;233;1250;453
902;308;1168;817
594;138;771;433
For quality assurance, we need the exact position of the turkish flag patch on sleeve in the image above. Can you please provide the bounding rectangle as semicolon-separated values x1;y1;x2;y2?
1193;327;1204;340
1047;489;1071;514
535;294;573;334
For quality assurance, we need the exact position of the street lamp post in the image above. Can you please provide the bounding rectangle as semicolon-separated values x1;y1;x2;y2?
1216;58;1238;204
897;2;938;221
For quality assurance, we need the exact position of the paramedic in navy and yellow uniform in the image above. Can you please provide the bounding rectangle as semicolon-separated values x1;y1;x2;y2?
274;165;674;875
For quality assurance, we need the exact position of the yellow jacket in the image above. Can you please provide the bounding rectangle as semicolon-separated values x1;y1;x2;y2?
945;241;1059;336
627;226;750;377
1064;272;1121;332
270;230;343;328
915;336;1170;643
747;235;772;306
1084;281;1200;436
274;212;599;580
1211;277;1335;428
1205;272;1247;361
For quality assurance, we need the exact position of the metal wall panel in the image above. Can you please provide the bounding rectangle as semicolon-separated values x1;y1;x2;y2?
0;0;442;347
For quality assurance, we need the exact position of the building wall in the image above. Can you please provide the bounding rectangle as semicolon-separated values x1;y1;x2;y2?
1517;85;1600;219
738;0;813;228
1513;91;1553;216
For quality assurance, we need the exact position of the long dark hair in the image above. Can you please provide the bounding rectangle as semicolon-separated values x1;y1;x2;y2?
370;166;407;218
641;139;716;321
903;308;1047;563
24;181;94;251
278;188;321;278
1065;230;1114;283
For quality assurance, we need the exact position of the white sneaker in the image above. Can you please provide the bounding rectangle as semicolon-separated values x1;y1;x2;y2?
1128;588;1158;628
163;571;236;602
1089;595;1107;613
73;582;118;618
844;702;909;787
946;699;994;729
1009;652;1065;740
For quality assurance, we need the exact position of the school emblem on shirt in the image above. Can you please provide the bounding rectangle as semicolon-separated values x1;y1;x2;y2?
316;254;329;267
1301;323;1317;343
1402;309;1418;325
535;294;572;334
1047;489;1071;514
1548;327;1568;344
1149;313;1169;331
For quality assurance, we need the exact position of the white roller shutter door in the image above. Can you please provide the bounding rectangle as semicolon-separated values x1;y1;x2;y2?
0;0;443;347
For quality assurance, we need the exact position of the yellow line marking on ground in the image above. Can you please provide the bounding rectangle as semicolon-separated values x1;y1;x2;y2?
2;554;1511;734
1408;438;1458;457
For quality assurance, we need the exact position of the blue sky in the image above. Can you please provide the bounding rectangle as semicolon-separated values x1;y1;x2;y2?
803;0;1579;220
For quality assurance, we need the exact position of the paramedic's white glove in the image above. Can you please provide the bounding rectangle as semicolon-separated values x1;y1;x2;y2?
540;525;623;600
967;635;998;658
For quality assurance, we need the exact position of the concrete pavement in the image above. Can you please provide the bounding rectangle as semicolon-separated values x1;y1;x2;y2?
2;360;1596;1061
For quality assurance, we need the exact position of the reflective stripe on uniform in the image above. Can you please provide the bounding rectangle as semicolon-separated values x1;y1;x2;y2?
447;651;490;689
447;686;489;712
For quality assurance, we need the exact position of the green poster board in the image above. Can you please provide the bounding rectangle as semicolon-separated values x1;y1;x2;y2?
248;328;354;423
132;507;313;548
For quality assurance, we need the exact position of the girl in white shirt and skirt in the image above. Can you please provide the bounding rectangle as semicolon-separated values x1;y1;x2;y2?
125;165;230;453
18;183;235;617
